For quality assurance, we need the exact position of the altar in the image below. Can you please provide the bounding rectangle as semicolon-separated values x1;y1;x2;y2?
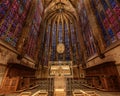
49;61;73;96
49;61;73;77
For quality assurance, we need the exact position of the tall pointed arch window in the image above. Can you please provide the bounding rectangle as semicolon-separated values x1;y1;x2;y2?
80;7;97;58
25;1;42;59
70;23;77;62
65;22;71;60
58;22;63;43
90;0;120;47
50;23;57;61
43;10;81;65
58;22;63;60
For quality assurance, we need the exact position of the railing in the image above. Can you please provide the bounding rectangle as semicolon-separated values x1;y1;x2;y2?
35;78;54;96
48;78;54;96
18;78;54;96
18;78;101;96
66;78;87;96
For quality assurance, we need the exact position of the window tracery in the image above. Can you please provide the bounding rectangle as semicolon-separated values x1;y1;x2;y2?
80;7;97;58
91;0;120;47
25;0;42;59
0;0;31;47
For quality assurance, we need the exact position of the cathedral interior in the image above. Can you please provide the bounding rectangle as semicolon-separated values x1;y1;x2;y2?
0;0;120;96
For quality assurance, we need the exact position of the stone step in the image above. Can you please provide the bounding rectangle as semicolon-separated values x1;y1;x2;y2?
73;90;100;96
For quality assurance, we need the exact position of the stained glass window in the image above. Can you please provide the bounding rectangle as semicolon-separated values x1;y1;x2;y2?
0;0;31;47
91;0;120;46
80;7;96;58
0;0;12;22
25;1;42;59
65;23;71;60
58;23;62;43
70;23;78;63
56;23;63;60
50;23;56;61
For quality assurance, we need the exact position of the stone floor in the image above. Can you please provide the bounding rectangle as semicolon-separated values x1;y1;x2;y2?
96;91;120;96
80;85;120;96
4;85;120;96
82;88;120;96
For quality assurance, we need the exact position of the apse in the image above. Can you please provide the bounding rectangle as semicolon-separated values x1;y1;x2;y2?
40;2;81;65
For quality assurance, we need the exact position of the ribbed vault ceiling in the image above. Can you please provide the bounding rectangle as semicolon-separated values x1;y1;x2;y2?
43;0;80;21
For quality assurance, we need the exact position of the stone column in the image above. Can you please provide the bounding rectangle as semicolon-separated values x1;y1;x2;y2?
76;18;87;67
34;20;44;64
84;0;106;55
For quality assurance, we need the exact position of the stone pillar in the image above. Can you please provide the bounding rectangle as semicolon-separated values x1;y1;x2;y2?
84;0;106;54
35;21;46;77
76;19;87;67
16;0;37;54
34;21;44;64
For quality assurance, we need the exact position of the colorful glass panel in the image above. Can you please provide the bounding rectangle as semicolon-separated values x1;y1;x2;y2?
91;0;120;47
0;0;31;47
80;7;96;58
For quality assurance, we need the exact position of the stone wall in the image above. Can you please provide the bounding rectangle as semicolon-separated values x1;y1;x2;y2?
0;40;36;88
86;44;120;76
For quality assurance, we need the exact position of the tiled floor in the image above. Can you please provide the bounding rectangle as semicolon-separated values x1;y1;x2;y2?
5;92;120;96
4;85;120;96
6;90;120;96
96;91;120;96
82;89;120;96
81;85;120;96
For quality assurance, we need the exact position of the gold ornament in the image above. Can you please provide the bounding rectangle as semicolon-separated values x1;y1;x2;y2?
57;43;65;54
